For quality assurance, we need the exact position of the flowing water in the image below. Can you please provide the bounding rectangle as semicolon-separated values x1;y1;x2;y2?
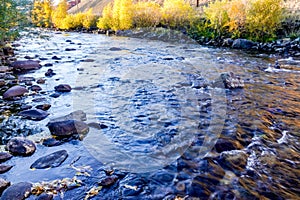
1;29;299;199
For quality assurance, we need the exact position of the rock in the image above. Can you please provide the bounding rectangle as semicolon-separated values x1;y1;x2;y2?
36;78;46;84
30;85;42;92
6;137;36;156
0;66;12;73
18;109;49;121
109;47;122;51
65;48;76;51
36;193;53;200
0;178;10;195
0;152;13;162
232;39;256;49
45;69;56;77
44;63;53;67
20;104;32;111
214;138;242;153
88;122;108;130
18;76;35;83
51;110;87;122
223;38;233;47
30;150;68;169
0;79;5;87
221;72;244;89
3;86;28;100
47;120;89;137
0;165;13;174
49;92;60;98
99;175;118;186
35;104;51;111
42;138;62;147
80;59;94;62
54;84;72;92
51;56;61;60
0;182;32;200
217;150;249;175
11;60;41;72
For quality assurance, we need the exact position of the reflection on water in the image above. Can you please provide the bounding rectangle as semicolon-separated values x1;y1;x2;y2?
3;29;299;199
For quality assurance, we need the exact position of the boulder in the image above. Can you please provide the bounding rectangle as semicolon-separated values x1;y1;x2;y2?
47;120;89;137
2;86;28;100
232;39;256;49
18;109;49;121
11;60;41;72
6;137;36;156
54;84;72;92
30;150;68;169
0;182;32;200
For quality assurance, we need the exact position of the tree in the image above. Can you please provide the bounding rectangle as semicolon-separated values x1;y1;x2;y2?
31;0;52;27
52;0;68;29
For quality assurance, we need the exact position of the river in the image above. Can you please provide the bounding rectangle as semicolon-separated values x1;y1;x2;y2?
0;29;299;199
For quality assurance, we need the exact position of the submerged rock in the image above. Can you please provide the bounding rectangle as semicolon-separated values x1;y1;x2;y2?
18;109;49;121
11;60;41;72
0;165;13;174
0;152;13;162
36;193;53;200
98;175;118;186
35;104;51;111
42;138;62;147
47;120;89;137
30;85;42;92
51;110;87;122
54;84;72;92
30;150;68;169
45;69;56;77
0;182;32;200
3;85;28;100
212;72;244;89
6;137;36;156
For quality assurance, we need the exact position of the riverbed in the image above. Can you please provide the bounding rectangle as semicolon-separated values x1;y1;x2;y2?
0;29;299;199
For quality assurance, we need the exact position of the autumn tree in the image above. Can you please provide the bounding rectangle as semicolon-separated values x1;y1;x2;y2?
31;0;53;27
52;0;68;29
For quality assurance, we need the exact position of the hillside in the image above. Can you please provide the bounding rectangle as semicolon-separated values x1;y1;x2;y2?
68;0;112;15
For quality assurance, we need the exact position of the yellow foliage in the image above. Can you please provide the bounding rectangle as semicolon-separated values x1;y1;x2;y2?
52;0;68;29
133;1;162;27
161;0;196;28
97;3;113;30
226;0;246;37
82;9;97;29
246;0;283;41
31;0;53;28
204;0;229;36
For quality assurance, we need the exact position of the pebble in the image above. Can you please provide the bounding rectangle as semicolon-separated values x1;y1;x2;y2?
30;85;42;92
0;152;13;162
50;92;60;98
6;137;36;156
36;78;46;84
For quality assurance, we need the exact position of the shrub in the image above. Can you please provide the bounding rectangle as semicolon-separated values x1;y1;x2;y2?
161;0;196;28
133;1;162;27
82;9;97;29
51;0;68;29
203;0;230;38
226;0;246;38
31;0;53;28
245;0;283;41
113;0;133;30
97;3;113;30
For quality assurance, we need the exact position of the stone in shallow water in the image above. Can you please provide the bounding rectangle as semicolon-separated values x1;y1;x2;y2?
98;175;118;186
0;178;10;195
51;110;87;122
6;137;36;156
30;150;68;169
54;84;72;92
42;138;62;147
0;165;13;174
0;152;13;162
47;120;89;137
109;47;122;51
11;60;41;72
30;85;42;92
35;104;51;111
0;182;32;200
36;193;53;200
18;109;49;121
217;150;249;175
2;85;28;100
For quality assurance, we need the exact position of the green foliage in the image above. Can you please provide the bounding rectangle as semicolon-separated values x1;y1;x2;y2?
246;0;283;41
0;0;23;41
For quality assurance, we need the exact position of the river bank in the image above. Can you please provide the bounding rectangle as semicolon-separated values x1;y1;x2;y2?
0;29;299;199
